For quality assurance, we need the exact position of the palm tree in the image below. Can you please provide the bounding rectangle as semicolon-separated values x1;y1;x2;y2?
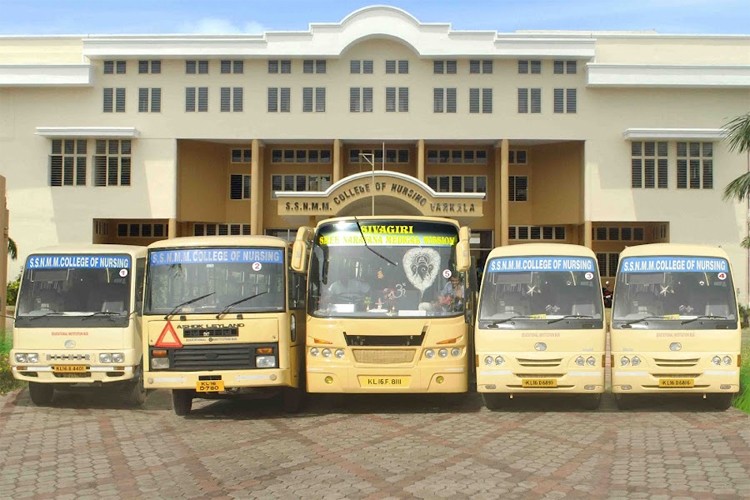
722;112;750;247
7;237;16;260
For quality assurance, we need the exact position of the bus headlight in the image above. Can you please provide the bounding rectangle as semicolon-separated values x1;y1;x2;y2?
256;356;275;368
100;352;124;363
15;353;39;363
723;356;732;366
712;356;721;366
438;348;448;358
310;347;319;357
99;353;112;363
151;358;170;369
494;355;505;366
575;356;585;367
631;356;641;367
451;348;461;357
424;349;435;359
321;348;332;358
111;353;124;363
586;356;596;366
335;349;345;359
483;355;493;366
620;356;630;366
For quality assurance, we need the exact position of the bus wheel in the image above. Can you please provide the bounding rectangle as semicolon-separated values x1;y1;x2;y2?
614;394;635;410
125;372;148;407
580;394;601;411
482;393;507;410
282;386;305;413
28;382;54;406
172;390;193;416
708;393;733;411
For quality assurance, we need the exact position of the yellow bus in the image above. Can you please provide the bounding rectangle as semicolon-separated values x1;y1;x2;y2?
142;236;306;416
291;216;473;394
475;244;606;409
611;243;740;410
11;245;147;406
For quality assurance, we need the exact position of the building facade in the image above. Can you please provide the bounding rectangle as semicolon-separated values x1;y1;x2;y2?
1;6;749;300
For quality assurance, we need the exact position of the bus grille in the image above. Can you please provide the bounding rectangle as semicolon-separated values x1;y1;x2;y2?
344;333;425;346
171;344;260;371
352;349;415;364
654;358;700;367
517;358;563;368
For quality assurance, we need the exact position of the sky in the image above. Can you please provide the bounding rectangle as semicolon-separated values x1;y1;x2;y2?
1;0;749;36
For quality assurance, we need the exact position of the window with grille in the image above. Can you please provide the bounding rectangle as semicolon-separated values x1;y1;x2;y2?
302;87;326;112
220;87;243;112
677;142;713;189
509;150;528;165
49;139;87;187
426;175;487;193
229;174;251;200
553;60;577;74
518;88;541;113
385;60;409;74
268;60;291;74
193;223;250;236
350;60;374;74
426;149;487;164
138;60;161;74
518;60;541;74
593;226;644;241
103;88;126;113
303;60;326;74
469;88;492;113
271;174;332;193
103;60;126;74
433;88;457;113
271;149;331;164
385;87;409;112
138;88;161;113
509;176;528;201
220;60;244;74
94;140;131;187
469;60;493;74
510;225;566;241
185;60;209;74
350;87;373;113
631;141;668;189
231;149;252;163
267;87;291;112
553;88;577;113
118;223;166;238
596;252;620;277
348;149;409;165
185;87;208;112
433;60;457;74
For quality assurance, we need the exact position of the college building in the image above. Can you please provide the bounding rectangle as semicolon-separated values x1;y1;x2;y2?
1;6;749;301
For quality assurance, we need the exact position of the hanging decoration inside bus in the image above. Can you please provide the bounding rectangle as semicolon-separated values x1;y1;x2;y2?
150;248;284;266
403;247;440;294
487;257;595;273
619;256;729;274
26;254;131;269
318;231;457;247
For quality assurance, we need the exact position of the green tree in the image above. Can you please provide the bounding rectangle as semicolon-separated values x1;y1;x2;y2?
722;113;750;248
7;237;16;260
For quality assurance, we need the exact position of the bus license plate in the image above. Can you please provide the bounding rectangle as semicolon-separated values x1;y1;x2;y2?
522;378;557;388
359;376;409;388
659;378;694;388
196;380;224;392
52;365;87;373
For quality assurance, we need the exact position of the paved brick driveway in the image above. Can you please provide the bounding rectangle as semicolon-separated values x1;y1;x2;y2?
1;387;750;499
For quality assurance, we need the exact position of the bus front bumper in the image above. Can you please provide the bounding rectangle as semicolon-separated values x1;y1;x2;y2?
11;348;139;384
612;370;739;394
144;368;296;391
306;364;468;393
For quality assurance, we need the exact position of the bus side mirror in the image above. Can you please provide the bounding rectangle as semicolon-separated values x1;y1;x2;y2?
291;226;313;273
456;226;471;272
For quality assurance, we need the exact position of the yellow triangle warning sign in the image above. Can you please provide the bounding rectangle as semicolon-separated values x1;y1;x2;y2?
155;321;183;348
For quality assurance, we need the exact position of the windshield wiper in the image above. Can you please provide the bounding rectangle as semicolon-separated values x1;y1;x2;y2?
484;315;532;326
547;314;594;324
27;311;64;321
353;217;398;267
216;291;268;319
164;292;215;320
82;311;124;321
621;315;667;326
681;314;728;324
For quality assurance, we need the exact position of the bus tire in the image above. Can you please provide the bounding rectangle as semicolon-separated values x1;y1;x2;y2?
482;393;507;410
708;393;733;411
614;394;635;410
125;370;148;407
28;382;54;406
580;394;601;410
172;389;193;416
282;386;305;413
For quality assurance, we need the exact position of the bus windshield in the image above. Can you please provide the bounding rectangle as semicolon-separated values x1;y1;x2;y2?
308;220;463;318
478;255;603;328
15;253;132;328
612;255;737;329
145;247;285;315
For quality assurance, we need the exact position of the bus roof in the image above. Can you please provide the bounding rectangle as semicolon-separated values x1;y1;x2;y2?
486;243;596;260
316;215;460;228
147;235;289;250
28;244;146;258
619;243;730;260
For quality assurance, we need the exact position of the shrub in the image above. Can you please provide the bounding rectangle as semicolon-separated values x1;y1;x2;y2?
0;336;21;395
6;272;20;307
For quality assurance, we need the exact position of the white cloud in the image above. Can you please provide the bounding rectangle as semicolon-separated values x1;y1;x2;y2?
179;17;266;34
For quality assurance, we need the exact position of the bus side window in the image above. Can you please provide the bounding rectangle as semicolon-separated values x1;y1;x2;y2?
288;272;306;309
135;258;146;315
